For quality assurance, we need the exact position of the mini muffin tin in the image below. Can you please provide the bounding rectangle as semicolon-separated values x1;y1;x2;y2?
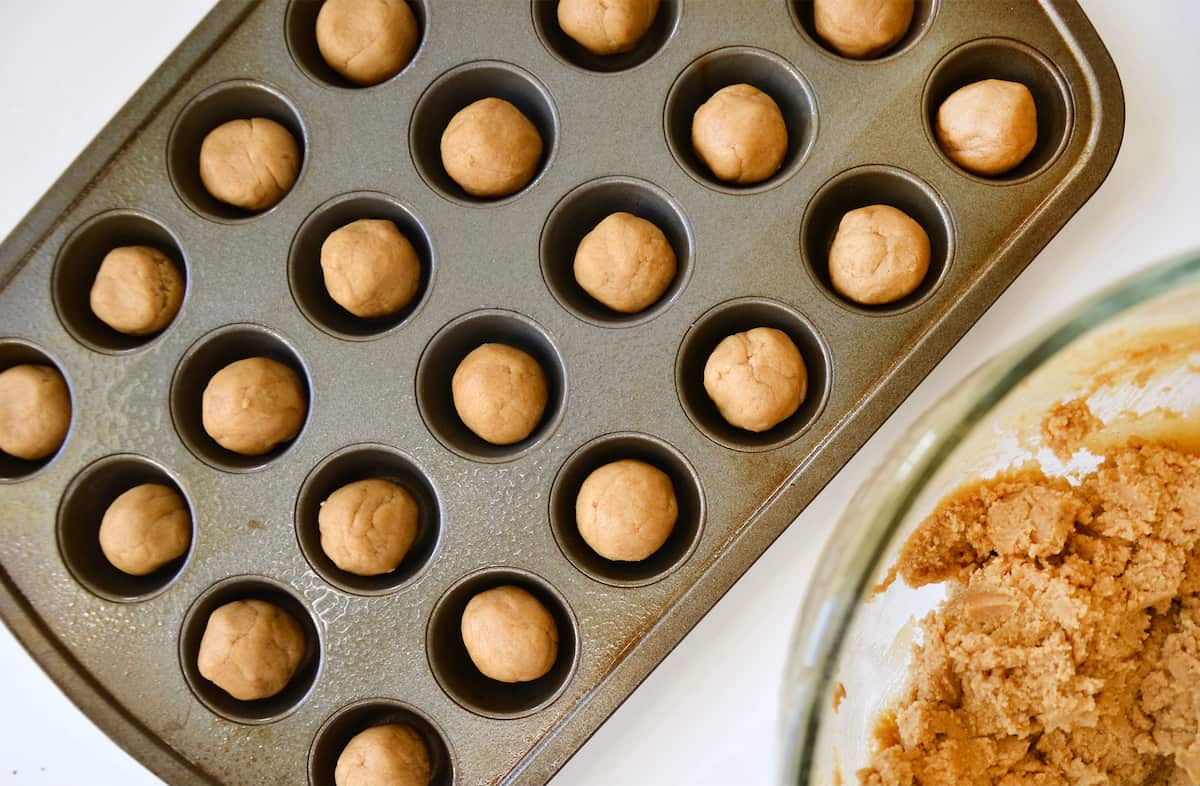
0;1;1122;784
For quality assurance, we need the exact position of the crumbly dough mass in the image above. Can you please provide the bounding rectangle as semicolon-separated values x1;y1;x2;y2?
703;327;807;432
440;98;543;198
0;364;70;461
936;79;1038;176
691;83;788;185
814;0;915;59
334;723;431;786
316;0;419;86
99;483;191;576
573;211;677;314
829;204;930;305
452;343;548;446
197;599;306;701
576;459;678;562
201;357;306;456
319;478;419;576
556;0;660;55
90;245;184;336
461;585;558;683
199;117;300;211
320;218;422;319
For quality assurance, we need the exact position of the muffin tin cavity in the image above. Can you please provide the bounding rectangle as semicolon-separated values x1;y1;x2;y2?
923;38;1073;184
676;297;832;451
531;0;681;74
800;165;955;315
664;46;817;194
167;79;307;221
790;0;938;62
179;575;322;724
0;339;71;482
409;61;558;206
288;192;435;340
169;323;312;472
285;0;429;89
295;443;442;595
308;698;455;786
426;567;579;719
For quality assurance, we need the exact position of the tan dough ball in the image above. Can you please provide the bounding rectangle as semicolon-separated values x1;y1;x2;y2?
201;357;306;456
98;483;191;576
936;79;1038;176
557;0;660;55
320;219;422;318
319;478;419;576
573;212;676;313
814;0;914;59
197;599;306;701
440;98;543;198
335;724;431;786
199;118;300;211
316;0;419;86
89;246;184;336
0;364;70;461
451;343;548;446
703;327;807;432
691;84;788;185
461;585;558;683
576;459;678;562
828;204;930;305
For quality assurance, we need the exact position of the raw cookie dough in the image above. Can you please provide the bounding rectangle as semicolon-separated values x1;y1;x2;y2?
320;219;422;318
197;599;306;701
319;478;419;576
936;79;1038;176
90;246;184;336
691;84;788;185
0;364;70;460
440;98;543;198
199;118;301;211
703;327;807;432
461;585;558;683
814;0;914;59
573;211;677;313
201;357;306;456
316;0;419;86
557;0;660;55
576;459;678;562
451;343;548;445
98;483;191;576
828;204;930;305
335;724;431;786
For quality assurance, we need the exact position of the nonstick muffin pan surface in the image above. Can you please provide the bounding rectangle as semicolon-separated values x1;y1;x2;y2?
0;1;1122;784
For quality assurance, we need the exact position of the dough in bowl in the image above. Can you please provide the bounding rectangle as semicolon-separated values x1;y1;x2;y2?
703;327;807;432
201;357;307;456
461;585;558;683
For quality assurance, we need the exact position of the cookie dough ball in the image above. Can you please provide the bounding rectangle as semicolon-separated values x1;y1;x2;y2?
829;204;930;305
98;483;191;576
199;118;301;211
0;365;70;461
320;219;422;318
197;599;306;701
573;212;676;313
319;479;419;576
703;327;807;432
814;0;914;59
557;0;660;55
440;98;543;198
316;0;419;86
461;585;558;683
89;246;184;336
576;459;677;562
335;724;431;786
451;344;548;445
692;84;788;185
936;79;1038;176
201;357;306;456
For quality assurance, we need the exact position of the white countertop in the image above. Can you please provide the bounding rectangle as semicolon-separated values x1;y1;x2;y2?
1;2;1198;784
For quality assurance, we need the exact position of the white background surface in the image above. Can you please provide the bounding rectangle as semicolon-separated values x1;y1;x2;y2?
1;2;1198;784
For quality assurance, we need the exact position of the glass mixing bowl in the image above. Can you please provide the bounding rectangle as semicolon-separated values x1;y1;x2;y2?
781;252;1200;785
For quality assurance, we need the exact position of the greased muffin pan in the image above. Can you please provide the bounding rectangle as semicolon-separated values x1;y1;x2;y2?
0;1;1122;784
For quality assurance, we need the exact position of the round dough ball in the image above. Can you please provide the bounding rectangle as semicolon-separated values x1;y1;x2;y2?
576;459;677;562
557;0;660;55
814;0;914;59
89;246;184;336
573;212;677;314
936;79;1038;176
197;599;306;701
451;344;548;446
829;204;930;305
461;585;558;683
691;84;788;185
0;364;70;461
703;327;807;432
335;724;431;786
201;357;306;456
99;483;191;576
320;219;422;318
316;0;419;86
319;478;419;576
199;118;301;211
440;98;543;198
